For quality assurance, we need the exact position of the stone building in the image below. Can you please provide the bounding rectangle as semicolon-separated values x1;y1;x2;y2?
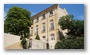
29;4;68;49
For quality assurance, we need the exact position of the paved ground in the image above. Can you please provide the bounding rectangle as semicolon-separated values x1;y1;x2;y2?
5;41;23;49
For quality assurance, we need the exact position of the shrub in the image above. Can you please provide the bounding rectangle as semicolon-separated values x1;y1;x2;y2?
46;43;49;49
55;37;84;49
21;38;27;49
35;34;40;40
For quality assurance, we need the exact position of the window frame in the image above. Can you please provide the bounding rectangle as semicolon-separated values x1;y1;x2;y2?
50;20;54;30
36;25;38;34
51;34;55;40
36;17;39;23
50;10;53;15
42;23;45;32
42;14;45;20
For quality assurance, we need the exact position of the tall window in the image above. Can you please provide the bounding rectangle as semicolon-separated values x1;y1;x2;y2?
50;10;53;15
36;17;39;23
30;28;33;36
36;25;38;34
51;34;55;40
50;20;54;30
42;14;45;20
42;23;45;32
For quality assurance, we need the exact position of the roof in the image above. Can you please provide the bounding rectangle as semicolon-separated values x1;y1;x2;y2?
31;4;59;19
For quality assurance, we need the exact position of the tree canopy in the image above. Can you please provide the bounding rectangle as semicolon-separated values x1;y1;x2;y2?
55;15;84;49
58;15;74;30
4;6;32;38
58;15;84;37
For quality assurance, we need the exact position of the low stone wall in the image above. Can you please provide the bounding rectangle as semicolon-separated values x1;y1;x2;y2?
4;33;22;49
31;40;46;49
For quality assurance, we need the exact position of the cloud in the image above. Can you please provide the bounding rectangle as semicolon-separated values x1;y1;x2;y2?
31;12;37;16
5;8;9;12
75;16;84;20
78;16;84;20
4;12;7;17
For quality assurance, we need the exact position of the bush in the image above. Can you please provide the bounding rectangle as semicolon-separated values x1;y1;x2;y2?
35;34;40;40
21;38;27;49
55;37;84;49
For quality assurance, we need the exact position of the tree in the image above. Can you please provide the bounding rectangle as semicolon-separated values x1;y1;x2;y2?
55;15;84;49
67;20;84;37
21;38;27;49
4;6;32;38
58;15;73;30
35;34;40;40
58;15;84;37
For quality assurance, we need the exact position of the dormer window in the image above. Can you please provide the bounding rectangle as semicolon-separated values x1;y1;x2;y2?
42;14;45;20
50;10;53;16
36;17;39;23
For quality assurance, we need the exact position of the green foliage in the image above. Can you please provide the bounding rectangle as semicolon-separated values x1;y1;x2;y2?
68;20;84;37
58;15;73;30
55;37;84;49
21;38;27;49
56;15;84;49
4;6;32;37
58;15;84;37
35;34;40;40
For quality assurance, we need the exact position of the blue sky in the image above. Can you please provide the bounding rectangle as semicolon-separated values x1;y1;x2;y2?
4;4;84;20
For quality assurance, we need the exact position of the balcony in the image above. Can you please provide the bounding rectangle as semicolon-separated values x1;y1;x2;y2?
42;18;45;20
35;20;39;23
35;31;38;35
30;33;33;36
41;29;45;33
49;14;53;17
49;27;54;31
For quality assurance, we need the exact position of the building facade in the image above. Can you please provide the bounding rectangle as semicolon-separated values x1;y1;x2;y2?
29;4;68;49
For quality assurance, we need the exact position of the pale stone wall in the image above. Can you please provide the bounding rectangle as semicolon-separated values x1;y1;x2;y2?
5;41;22;49
4;33;22;49
31;40;46;49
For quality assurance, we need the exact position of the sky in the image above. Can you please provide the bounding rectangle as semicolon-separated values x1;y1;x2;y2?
4;4;84;20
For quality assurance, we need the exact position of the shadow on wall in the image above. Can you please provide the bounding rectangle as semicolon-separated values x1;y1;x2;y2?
58;30;65;40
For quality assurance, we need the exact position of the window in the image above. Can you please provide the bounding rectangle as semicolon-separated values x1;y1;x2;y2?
42;23;45;33
51;34;55;40
42;36;45;39
50;20;54;30
42;14;45;20
50;10;53;15
36;17;39;23
30;28;33;36
36;25;38;34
